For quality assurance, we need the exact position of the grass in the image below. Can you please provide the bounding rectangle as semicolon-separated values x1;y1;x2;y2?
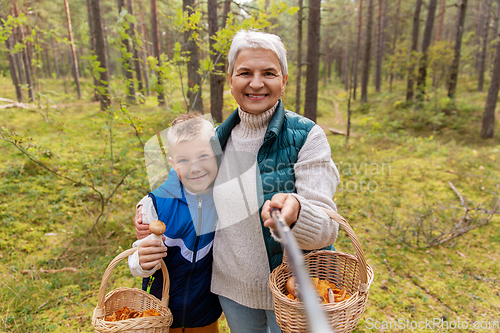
1;74;500;332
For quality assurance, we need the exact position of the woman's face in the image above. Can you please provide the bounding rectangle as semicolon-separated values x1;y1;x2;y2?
229;48;288;115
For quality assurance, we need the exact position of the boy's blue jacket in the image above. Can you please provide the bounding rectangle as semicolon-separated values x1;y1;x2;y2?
142;168;221;329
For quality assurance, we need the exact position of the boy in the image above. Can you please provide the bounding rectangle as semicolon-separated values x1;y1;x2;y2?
128;113;221;333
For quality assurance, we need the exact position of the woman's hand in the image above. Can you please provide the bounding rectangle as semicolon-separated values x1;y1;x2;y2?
138;237;167;270
135;205;151;240
261;193;300;229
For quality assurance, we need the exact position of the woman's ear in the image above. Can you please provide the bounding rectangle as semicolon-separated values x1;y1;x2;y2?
282;74;288;93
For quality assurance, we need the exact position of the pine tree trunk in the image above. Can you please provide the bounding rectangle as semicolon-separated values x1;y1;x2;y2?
344;12;350;92
481;34;500;138
374;0;385;92
295;0;304;113
151;0;165;106
304;0;321;121
86;0;100;101
118;0;136;104
64;0;82;99
184;0;204;112
478;0;493;92
127;0;144;96
13;4;35;102
416;0;438;100
475;0;484;74
448;0;468;99
489;0;500;70
90;0;111;109
45;47;52;78
2;21;23;102
138;0;150;95
436;0;446;41
353;0;363;100
208;0;223;122
361;0;374;103
406;0;423;101
50;35;60;80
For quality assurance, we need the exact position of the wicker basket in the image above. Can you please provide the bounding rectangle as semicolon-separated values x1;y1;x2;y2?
269;209;374;333
92;248;173;333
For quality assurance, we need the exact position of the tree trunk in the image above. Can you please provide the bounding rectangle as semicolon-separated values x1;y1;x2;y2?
374;0;385;92
436;0;446;42
208;0;223;122
118;0;136;104
489;0;500;70
86;0;100;101
90;0;111;109
127;0;144;96
184;0;204;112
344;11;350;92
406;0;423;101
2;21;23;102
138;0;150;95
448;0;468;99
353;0;363;100
295;0;304;113
416;0;438;100
13;4;35;102
50;35;60;80
44;47;52;78
64;0;82;99
304;0;321;121
361;0;374;103
475;0;484;74
481;34;500;138
478;0;493;92
151;0;165;106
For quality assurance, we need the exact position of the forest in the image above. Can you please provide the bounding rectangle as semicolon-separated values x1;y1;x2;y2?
0;0;499;332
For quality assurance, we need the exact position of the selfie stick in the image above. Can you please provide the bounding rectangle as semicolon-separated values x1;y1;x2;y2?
270;208;334;333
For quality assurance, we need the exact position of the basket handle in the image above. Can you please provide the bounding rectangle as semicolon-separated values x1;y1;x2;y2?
96;248;170;311
321;209;369;293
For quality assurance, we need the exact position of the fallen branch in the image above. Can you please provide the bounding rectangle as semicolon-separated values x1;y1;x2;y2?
0;97;57;110
21;267;78;274
329;128;347;136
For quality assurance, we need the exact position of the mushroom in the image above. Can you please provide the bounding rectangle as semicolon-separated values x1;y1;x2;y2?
328;288;335;303
286;276;297;297
149;220;166;243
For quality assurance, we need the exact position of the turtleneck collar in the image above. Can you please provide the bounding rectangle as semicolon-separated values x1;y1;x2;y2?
236;101;279;138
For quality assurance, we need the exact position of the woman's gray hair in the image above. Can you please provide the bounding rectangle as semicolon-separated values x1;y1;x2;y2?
228;30;288;77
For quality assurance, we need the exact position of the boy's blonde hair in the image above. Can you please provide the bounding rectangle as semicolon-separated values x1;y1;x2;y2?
166;112;215;150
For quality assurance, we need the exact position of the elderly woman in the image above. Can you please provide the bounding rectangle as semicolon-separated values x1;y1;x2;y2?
210;30;339;333
135;30;340;333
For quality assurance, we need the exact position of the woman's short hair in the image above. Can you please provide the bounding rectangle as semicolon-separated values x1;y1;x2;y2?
228;30;288;77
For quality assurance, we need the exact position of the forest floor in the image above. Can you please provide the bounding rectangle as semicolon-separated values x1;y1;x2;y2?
0;76;499;332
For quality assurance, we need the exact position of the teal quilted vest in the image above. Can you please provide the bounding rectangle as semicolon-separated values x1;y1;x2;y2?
214;100;332;271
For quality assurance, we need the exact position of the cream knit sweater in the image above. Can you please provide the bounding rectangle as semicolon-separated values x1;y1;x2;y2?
211;103;340;310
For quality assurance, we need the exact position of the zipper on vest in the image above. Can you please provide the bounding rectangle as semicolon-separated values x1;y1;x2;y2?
180;196;202;329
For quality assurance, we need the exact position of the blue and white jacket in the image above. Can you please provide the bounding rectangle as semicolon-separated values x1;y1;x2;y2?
129;168;221;329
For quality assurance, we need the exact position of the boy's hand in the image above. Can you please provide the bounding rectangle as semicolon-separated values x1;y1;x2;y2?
261;193;300;229
135;205;150;240
138;237;167;270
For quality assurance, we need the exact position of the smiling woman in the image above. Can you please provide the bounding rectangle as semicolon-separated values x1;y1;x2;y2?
208;30;341;333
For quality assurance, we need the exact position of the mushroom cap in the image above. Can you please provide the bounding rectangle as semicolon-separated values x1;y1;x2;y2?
149;220;166;235
286;275;296;297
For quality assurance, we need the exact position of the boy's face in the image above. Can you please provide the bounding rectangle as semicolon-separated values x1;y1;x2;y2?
169;134;218;194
